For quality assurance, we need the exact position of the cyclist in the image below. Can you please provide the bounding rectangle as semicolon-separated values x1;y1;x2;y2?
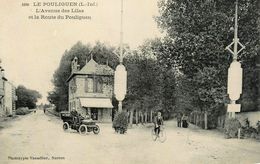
154;111;164;136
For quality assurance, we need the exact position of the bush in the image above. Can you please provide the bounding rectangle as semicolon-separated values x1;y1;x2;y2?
256;121;260;134
241;126;257;138
112;111;128;134
224;118;241;138
16;107;31;115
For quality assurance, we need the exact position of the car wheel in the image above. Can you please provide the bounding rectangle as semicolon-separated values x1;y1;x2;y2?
63;122;69;131
93;125;100;134
79;125;87;135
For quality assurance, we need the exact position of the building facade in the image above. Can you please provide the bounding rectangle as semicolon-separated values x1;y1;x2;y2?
67;57;114;122
0;70;6;117
4;81;17;116
0;62;17;117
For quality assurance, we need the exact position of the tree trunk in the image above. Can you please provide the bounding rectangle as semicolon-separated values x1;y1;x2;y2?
129;109;133;128
145;110;148;123
150;110;153;123
204;111;208;130
135;109;139;125
141;112;144;125
196;113;199;126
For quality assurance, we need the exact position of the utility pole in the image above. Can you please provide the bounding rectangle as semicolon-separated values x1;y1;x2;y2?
114;0;127;112
226;0;245;118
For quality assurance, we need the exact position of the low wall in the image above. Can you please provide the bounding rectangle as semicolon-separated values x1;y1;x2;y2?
236;111;260;128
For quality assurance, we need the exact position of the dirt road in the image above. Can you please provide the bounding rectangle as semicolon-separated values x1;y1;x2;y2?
0;110;259;164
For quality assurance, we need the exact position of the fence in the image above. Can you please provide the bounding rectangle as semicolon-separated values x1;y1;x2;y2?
189;111;207;129
217;114;227;129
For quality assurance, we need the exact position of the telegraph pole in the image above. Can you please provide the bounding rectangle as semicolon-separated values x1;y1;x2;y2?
120;0;124;64
226;0;245;118
114;0;127;112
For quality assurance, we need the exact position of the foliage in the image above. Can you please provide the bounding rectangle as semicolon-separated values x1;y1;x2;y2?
16;107;31;115
240;120;260;139
224;118;241;138
155;0;260;125
16;85;42;109
112;111;128;134
257;121;260;134
241;126;257;139
47;41;119;112
124;38;177;120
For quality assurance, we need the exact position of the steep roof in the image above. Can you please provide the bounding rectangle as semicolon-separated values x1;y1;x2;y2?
66;58;114;82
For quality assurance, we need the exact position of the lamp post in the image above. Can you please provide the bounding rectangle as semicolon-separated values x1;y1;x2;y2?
225;0;245;118
114;0;127;112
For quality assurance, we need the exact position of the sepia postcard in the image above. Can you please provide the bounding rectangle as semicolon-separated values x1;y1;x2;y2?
0;0;260;164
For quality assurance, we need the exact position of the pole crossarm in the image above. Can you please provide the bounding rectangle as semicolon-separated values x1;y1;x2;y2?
225;0;245;61
225;41;235;56
225;40;245;57
237;41;245;54
113;50;121;59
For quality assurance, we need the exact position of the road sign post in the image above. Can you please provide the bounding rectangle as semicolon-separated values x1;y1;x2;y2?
225;0;245;118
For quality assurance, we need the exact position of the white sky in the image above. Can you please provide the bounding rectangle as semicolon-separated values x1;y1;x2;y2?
0;0;161;104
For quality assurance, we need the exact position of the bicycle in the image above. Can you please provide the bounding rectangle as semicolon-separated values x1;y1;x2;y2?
151;126;167;143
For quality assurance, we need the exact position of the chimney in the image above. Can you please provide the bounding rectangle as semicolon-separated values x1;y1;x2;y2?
71;57;79;73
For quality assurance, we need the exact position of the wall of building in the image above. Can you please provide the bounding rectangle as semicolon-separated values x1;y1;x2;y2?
68;74;114;122
4;82;13;115
68;75;113;111
75;75;113;98
99;108;112;122
0;77;4;117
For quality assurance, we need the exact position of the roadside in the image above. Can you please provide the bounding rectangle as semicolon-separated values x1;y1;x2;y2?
0;109;36;131
0;115;20;131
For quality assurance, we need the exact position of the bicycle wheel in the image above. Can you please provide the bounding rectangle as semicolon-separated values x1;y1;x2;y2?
159;129;167;143
151;128;157;141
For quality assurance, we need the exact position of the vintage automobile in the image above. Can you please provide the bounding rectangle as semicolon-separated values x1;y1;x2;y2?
60;111;100;135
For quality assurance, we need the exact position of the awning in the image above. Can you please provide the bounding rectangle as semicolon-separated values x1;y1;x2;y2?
79;98;113;108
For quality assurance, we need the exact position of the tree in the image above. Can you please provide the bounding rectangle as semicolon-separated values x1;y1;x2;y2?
16;85;42;109
156;0;260;126
123;38;177;125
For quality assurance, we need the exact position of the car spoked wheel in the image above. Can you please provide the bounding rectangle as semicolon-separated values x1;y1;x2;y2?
93;125;100;134
63;122;69;131
79;125;87;135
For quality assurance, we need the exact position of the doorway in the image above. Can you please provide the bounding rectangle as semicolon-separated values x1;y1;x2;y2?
91;108;98;120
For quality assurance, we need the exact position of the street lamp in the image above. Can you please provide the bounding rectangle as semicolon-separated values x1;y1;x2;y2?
225;0;245;118
114;0;127;112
